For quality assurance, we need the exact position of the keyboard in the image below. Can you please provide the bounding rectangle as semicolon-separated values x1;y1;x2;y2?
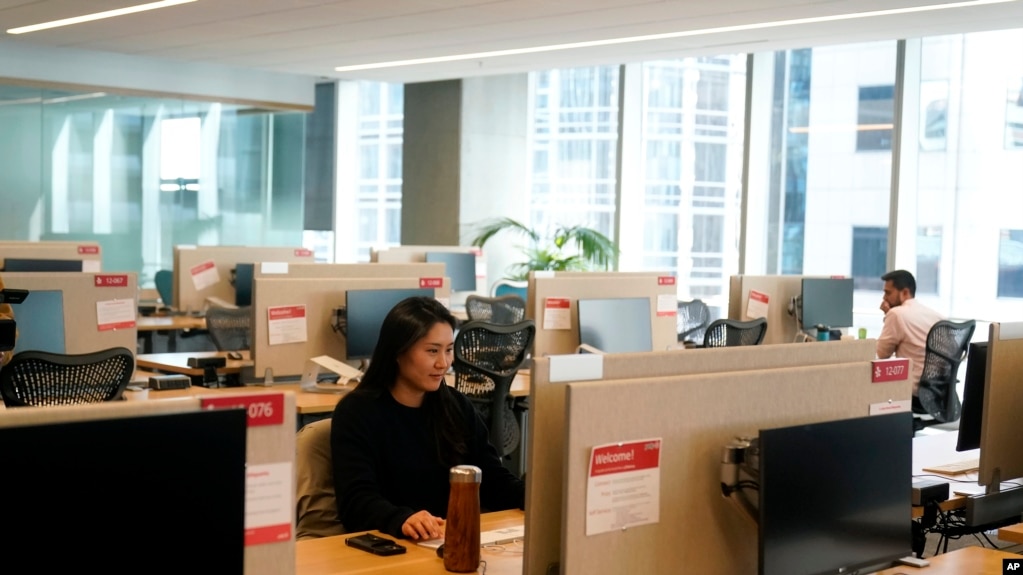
417;525;524;550
922;458;980;475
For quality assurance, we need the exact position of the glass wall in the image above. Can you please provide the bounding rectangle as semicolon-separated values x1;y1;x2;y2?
0;84;306;286
354;81;404;260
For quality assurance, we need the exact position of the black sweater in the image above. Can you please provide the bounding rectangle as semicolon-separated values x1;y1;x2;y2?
330;386;525;538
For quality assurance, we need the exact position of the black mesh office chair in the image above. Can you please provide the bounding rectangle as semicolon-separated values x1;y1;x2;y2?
0;347;134;407
677;299;711;346
452;319;535;459
465;294;527;325
205;307;252;352
703;318;767;348
916;319;976;424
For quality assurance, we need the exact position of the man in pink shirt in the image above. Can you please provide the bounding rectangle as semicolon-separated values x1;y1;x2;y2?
875;270;943;398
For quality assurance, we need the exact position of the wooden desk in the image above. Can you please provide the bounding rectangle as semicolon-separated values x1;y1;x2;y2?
873;546;1021;574
296;510;524;575
999;523;1023;544
137;350;250;377
136;315;207;353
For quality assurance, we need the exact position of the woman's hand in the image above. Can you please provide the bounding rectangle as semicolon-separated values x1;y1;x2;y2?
401;510;445;540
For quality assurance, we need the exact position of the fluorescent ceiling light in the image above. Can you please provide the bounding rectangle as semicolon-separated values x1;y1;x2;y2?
7;0;197;35
335;0;1018;72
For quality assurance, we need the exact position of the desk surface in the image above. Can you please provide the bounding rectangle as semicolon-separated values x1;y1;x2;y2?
136;315;207;332
999;523;1023;544
137;350;251;376
873;546;1021;574
296;510;524;575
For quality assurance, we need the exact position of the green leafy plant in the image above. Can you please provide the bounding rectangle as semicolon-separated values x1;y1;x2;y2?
470;217;619;281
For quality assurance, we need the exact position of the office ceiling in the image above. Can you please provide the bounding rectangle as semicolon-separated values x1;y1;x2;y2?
3;0;1023;83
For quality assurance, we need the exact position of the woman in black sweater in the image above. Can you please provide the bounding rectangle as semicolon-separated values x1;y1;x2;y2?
330;296;524;540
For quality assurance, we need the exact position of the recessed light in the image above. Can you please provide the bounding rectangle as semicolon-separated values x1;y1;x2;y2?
7;0;197;35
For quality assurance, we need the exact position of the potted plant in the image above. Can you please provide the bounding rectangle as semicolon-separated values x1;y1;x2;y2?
470;217;619;281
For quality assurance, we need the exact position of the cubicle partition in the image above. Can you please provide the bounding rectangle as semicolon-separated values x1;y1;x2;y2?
728;275;808;344
0;394;297;575
3;272;137;355
0;240;103;271
250;276;451;381
173;246;314;311
527;272;678;357
372;245;486;297
252;262;444;281
524;340;892;575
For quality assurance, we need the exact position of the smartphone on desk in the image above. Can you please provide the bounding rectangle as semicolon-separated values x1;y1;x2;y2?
345;533;407;556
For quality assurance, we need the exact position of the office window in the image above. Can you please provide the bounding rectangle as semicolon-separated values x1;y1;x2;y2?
916;226;942;295
920;81;948;151
999;229;1023;298
857;85;895;151
1006;78;1023;148
355;82;403;260
852;226;888;291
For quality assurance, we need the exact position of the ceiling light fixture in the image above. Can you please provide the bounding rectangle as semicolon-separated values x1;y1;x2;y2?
335;0;1017;72
6;0;197;35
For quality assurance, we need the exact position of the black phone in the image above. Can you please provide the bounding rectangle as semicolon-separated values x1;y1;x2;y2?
345;533;407;556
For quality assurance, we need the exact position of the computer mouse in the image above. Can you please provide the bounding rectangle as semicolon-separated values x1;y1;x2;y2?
227;351;243;360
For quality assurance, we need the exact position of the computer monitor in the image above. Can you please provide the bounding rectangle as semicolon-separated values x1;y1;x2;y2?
234;263;255;307
758;412;912;575
345;288;433;359
800;277;854;329
956;341;988;452
425;252;476;292
577;297;653;353
2;409;246;573
3;258;82;272
12;289;66;354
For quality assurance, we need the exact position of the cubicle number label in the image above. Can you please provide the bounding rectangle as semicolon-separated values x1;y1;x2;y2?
294;248;313;257
657;276;676;286
201;394;285;427
78;245;100;255
871;358;911;383
420;277;443;288
94;274;129;287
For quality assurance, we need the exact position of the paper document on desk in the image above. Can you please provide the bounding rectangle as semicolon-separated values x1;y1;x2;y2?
417;525;525;550
300;355;362;394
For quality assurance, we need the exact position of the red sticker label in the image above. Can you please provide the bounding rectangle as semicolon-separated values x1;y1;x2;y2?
77;245;100;254
658;276;676;286
201;393;285;427
749;290;769;304
98;320;135;332
190;260;215;275
294;248;313;257
590;440;661;477
268;305;305;321
545;298;570;309
94;274;129;287
419;277;443;289
245;524;292;546
871;358;911;383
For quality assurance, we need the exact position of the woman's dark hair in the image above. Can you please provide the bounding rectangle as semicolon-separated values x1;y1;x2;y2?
348;296;466;466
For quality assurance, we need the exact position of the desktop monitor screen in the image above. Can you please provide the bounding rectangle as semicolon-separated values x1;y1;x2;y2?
346;288;433;359
12;289;66;354
234;263;255;307
759;412;912;575
2;409;246;573
4;258;82;272
800;277;854;329
956;341;988;452
425;252;477;292
577;297;653;353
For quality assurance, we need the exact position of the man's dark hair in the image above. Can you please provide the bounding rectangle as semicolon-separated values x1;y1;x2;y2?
881;269;916;297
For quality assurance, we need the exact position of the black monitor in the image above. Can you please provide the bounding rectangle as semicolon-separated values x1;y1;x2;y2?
2;409;246;573
425;252;476;292
800;277;854;329
345;288;433;359
234;263;255;307
758;412;912;575
577;297;653;353
956;341;988;452
4;258;83;272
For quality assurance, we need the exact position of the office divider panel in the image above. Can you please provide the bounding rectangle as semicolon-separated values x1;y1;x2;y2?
251;262;444;280
173;246;314;311
728;275;808;345
0;240;103;271
978;322;1023;487
373;245;485;301
524;339;878;575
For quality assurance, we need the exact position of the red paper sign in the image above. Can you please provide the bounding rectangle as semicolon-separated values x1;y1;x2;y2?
190;260;215;276
268;305;305;321
871;358;911;383
419;277;443;289
98;320;135;332
94;274;129;287
545;298;570;310
590;440;661;477
77;245;100;254
294;248;313;257
202;393;285;427
246;524;292;546
749;290;769;304
657;276;676;286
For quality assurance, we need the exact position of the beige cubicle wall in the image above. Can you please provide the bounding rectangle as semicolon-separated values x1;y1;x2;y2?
172;246;315;311
0;393;297;575
249;276;451;381
728;275;810;344
0;240;103;271
371;245;485;296
524;339;881;575
252;262;444;281
527;271;678;357
979;321;1023;486
3;272;137;355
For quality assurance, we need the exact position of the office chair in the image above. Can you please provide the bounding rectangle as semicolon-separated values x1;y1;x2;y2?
154;269;174;308
465;294;527;325
205;306;252;352
0;347;134;407
677;299;711;346
702;318;767;348
915;319;976;425
296;418;345;540
491;279;528;301
452;319;535;460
